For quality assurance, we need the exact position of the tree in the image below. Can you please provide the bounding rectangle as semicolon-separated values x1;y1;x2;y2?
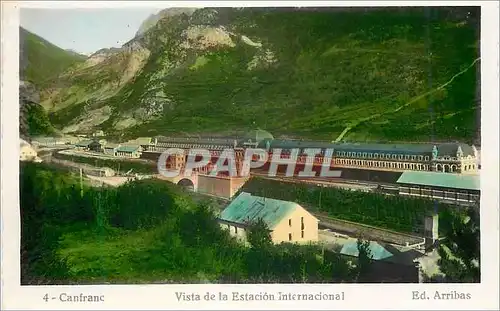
356;237;373;282
246;218;272;249
436;205;480;282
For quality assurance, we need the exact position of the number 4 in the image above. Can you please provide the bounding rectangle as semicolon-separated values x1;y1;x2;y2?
43;294;49;302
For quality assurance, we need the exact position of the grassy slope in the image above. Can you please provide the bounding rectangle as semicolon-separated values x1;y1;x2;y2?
20;27;87;87
21;163;352;284
46;8;479;143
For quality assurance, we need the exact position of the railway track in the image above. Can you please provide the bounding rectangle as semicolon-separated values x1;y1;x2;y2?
249;171;391;192
250;169;397;187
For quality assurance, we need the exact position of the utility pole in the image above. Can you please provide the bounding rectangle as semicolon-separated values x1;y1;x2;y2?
80;167;83;197
319;186;322;210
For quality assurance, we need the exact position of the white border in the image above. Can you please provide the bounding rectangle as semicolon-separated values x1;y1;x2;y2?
2;1;499;310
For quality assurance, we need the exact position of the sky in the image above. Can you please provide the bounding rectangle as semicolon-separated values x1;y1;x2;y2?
20;8;164;55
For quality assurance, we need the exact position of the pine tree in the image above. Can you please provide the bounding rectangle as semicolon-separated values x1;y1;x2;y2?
356;237;373;282
436;205;480;282
246;218;272;249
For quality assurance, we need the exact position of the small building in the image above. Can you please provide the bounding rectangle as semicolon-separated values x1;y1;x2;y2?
340;240;394;260
126;137;152;148
330;239;420;283
116;145;142;158
396;171;480;205
92;130;105;137
75;140;93;151
20;139;39;162
83;167;115;177
75;140;101;152
218;192;319;245
103;143;120;156
197;174;249;199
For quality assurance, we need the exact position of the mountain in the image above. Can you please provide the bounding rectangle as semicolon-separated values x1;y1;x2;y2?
19;27;83;138
65;49;87;58
35;7;480;143
135;8;197;37
20;27;87;87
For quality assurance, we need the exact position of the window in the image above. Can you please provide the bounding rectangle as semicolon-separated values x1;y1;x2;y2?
392;154;397;159
368;153;373;158
289;219;292;227
288;233;292;241
301;217;305;230
398;154;403;160
301;231;304;238
363;152;367;158
357;152;361;157
235;227;238;234
411;155;416;161
405;155;410;160
425;156;429;161
374;153;379;158
419;155;423;161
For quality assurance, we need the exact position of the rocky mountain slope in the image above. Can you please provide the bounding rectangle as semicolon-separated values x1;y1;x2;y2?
19;27;85;139
33;7;480;143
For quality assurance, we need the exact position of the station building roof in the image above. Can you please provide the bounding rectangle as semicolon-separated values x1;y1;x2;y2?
396;171;480;191
259;140;475;157
219;192;303;230
155;136;236;146
153;134;476;159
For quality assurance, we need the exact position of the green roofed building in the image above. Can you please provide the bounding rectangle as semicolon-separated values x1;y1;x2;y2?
103;143;120;156
218;192;319;245
242;128;275;148
340;240;393;261
75;139;101;152
116;145;143;158
396;171;480;205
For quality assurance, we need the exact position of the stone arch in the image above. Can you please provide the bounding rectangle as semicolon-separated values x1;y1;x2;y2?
177;178;195;191
451;164;457;172
436;164;443;172
444;164;451;173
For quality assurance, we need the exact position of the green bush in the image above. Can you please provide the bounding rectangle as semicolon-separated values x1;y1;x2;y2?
20;162;358;284
240;177;452;234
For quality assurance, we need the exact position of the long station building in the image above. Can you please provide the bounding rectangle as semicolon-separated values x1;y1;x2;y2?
139;129;479;181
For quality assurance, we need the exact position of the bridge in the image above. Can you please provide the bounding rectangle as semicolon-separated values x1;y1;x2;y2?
156;172;198;191
155;170;249;199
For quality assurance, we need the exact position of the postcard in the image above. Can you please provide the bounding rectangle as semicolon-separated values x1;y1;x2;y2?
1;1;499;310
